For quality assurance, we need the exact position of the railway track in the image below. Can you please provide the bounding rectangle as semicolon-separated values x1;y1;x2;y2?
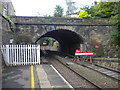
78;62;120;81
51;56;103;90
52;51;120;81
41;51;119;89
41;54;102;89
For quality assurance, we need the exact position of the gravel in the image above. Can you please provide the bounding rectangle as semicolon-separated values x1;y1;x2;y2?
47;57;98;89
54;55;119;89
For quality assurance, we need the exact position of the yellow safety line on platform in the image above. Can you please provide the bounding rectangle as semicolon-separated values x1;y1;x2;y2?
31;65;35;90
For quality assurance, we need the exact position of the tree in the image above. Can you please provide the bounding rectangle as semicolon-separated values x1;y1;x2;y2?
110;30;120;46
109;19;120;47
109;2;120;46
54;5;63;17
80;2;120;46
66;0;77;15
78;11;91;18
93;2;118;18
80;2;118;18
80;6;91;14
80;5;95;17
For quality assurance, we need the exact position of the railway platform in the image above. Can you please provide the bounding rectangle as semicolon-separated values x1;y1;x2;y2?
2;64;72;89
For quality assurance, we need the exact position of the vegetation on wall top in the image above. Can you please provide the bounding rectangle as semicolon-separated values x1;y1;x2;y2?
4;16;16;32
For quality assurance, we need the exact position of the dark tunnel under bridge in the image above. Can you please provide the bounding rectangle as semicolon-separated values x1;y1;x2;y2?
35;29;84;55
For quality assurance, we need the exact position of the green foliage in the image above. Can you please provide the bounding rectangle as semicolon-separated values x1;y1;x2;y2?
111;30;120;47
109;2;120;46
109;30;120;46
109;14;118;24
80;2;118;18
80;5;94;17
78;11;91;18
54;5;63;17
44;14;52;17
92;2;118;18
5;16;16;32
80;2;120;46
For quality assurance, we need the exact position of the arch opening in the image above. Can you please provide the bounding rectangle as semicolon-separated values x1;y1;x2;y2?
37;37;60;51
36;29;84;55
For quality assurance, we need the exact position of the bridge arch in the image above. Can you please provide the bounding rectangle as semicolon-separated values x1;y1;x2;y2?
35;29;84;55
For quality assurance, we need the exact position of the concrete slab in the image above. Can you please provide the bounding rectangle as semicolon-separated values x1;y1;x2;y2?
2;66;31;88
2;64;72;89
36;65;52;88
36;65;71;89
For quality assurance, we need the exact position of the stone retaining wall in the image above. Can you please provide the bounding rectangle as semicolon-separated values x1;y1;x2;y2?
93;58;120;70
11;16;111;26
0;14;2;90
1;15;14;44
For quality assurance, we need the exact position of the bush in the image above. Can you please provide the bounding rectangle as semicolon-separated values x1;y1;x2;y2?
78;11;91;18
109;30;120;46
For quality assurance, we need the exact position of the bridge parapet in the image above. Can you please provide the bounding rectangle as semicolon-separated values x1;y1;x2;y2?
11;16;112;26
1;15;117;58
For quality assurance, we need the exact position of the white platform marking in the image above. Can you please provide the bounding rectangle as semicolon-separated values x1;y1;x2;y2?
50;65;74;90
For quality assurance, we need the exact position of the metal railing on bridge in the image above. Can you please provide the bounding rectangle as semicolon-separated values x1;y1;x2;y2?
0;45;40;66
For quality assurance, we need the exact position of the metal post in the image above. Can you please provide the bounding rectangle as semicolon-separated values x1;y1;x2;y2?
37;45;40;64
6;45;9;65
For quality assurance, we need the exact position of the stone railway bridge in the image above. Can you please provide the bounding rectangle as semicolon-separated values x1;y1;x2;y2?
2;16;114;56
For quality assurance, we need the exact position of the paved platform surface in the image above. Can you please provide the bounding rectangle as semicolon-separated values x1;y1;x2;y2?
36;65;70;88
2;66;32;88
2;64;72;89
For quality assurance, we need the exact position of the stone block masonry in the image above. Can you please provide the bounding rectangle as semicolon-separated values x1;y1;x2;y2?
0;14;2;90
1;16;118;58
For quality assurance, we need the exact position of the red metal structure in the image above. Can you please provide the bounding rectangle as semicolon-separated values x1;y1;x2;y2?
74;50;94;63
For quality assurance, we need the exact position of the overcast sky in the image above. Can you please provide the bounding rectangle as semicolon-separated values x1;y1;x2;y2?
11;0;101;16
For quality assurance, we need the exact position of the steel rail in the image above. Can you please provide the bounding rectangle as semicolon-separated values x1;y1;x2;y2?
52;55;103;90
